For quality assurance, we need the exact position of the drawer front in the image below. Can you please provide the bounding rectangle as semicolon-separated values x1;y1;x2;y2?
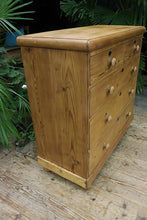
90;36;142;85
90;70;137;148
90;53;140;117
89;100;134;174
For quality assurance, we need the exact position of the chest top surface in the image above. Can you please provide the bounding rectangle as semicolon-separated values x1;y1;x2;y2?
17;25;145;52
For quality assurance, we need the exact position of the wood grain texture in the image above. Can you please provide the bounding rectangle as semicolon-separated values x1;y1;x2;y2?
19;25;145;188
17;25;145;52
0;198;29;220
89;100;134;175
0;167;93;220
90;36;142;86
38;156;87;189
90;53;140;117
89;61;139;149
21;47;89;178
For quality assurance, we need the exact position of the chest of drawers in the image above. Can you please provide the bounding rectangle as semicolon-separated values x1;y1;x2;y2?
17;25;145;188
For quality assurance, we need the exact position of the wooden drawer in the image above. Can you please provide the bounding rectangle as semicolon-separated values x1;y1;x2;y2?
90;36;142;85
90;53;140;117
89;99;134;174
90;78;136;148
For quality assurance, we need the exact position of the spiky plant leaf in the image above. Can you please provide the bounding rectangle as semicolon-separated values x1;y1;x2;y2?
0;47;33;148
0;0;34;34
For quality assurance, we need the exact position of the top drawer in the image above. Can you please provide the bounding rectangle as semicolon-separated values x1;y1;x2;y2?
90;36;142;85
89;52;140;117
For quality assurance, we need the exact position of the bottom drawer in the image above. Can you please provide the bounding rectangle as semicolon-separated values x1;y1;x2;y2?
89;100;134;174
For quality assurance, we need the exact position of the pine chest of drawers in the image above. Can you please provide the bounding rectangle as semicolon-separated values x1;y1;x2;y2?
17;25;145;189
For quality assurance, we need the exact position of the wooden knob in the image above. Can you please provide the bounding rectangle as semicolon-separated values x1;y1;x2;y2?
110;86;115;94
136;45;140;51
111;58;116;66
134;44;139;52
126;112;132;117
131;66;137;73
103;143;110;150
129;89;134;95
105;114;112;122
129;112;132;116
108;115;112;122
134;66;137;72
107;86;115;95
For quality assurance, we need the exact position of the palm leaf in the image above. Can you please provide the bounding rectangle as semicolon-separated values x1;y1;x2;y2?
0;0;34;34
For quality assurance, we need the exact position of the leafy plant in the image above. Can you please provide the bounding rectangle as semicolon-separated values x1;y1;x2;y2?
0;0;34;148
60;0;147;93
0;0;34;34
0;47;35;148
0;48;19;147
60;0;147;26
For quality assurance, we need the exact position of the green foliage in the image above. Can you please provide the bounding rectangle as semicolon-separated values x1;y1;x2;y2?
0;0;34;34
60;0;147;26
0;47;35;148
0;0;35;148
60;0;147;93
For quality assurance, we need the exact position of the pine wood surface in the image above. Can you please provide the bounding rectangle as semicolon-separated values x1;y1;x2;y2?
89;68;138;148
17;25;146;189
89;36;141;86
89;52;139;117
17;25;145;51
18;25;146;188
0;90;147;220
21;47;89;178
89;100;134;174
38;156;87;189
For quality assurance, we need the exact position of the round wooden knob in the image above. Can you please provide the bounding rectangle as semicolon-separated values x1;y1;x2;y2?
134;44;139;52
136;45;140;51
108;115;112;122
128;112;132;116
103;143;110;150
134;66;137;72
110;86;115;94
107;86;115;95
105;114;112;122
126;112;132;117
111;58;116;66
129;89;134;95
131;66;137;73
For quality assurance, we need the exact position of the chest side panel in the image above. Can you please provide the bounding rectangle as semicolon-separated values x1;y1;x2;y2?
21;47;89;178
